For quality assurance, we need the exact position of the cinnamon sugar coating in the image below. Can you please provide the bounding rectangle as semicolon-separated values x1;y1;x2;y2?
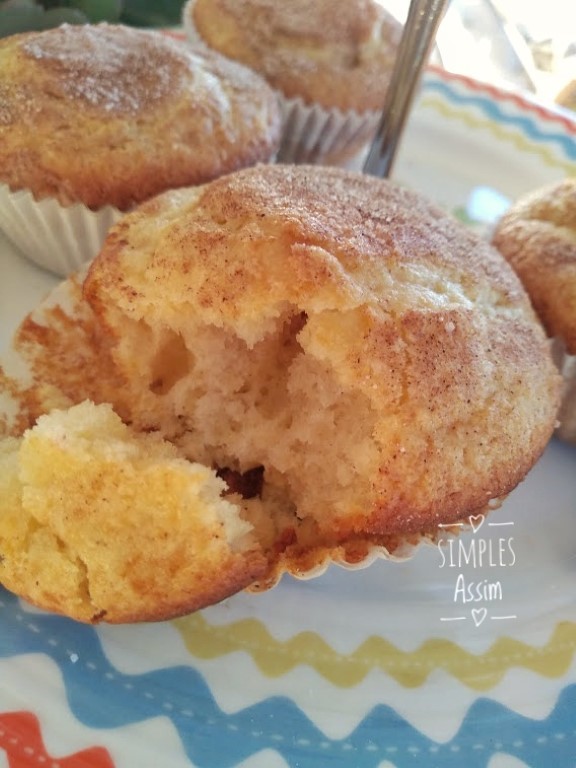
492;177;576;444
187;0;402;112
0;165;561;622
556;80;576;111
0;402;266;623
0;24;281;210
492;177;576;354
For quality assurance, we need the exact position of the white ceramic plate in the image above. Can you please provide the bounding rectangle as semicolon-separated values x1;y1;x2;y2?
1;67;576;768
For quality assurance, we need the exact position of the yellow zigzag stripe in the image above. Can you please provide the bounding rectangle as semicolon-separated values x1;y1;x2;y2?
173;615;576;691
419;95;576;174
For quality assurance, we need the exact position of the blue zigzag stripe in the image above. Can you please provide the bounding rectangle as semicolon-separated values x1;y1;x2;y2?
1;589;575;767
421;77;576;162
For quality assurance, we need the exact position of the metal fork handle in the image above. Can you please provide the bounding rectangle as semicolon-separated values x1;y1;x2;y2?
363;0;449;178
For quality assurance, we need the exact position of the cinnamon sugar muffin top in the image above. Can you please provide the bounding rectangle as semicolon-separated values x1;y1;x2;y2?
492;177;576;354
0;23;281;210
492;177;576;444
185;0;402;113
83;164;560;561
556;80;576;112
0;163;562;622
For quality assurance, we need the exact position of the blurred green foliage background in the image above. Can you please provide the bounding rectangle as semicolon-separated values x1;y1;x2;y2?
0;0;185;36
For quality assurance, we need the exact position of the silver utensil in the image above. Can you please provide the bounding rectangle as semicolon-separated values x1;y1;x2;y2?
363;0;449;178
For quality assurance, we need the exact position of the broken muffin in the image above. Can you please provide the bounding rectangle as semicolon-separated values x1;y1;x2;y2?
0;400;266;623
0;164;562;622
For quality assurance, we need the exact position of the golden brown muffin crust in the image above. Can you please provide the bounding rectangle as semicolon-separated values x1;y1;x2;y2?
492;177;576;353
84;164;559;538
87;163;530;315
0;402;267;624
188;0;402;111
556;80;576;111
19;24;188;114
0;166;561;622
0;24;281;210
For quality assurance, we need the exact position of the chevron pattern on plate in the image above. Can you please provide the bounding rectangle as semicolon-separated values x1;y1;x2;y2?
172;613;576;691
418;95;576;173
1;589;575;767
1;62;575;768
0;710;115;767
428;67;576;132
422;68;576;161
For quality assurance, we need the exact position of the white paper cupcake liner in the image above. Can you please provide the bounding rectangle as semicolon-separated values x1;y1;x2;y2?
1;269;512;602
0;184;122;278
181;0;379;166
555;345;576;444
275;95;379;164
181;0;208;47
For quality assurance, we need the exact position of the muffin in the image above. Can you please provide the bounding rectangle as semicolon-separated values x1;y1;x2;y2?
0;23;281;276
0;401;266;623
556;79;576;111
0;165;561;622
492;177;576;443
182;0;402;165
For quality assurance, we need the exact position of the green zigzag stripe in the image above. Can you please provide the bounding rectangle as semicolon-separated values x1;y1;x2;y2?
419;95;576;174
173;614;576;691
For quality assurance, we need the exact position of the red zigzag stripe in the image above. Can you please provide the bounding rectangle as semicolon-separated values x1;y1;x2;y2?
428;63;576;134
0;711;115;768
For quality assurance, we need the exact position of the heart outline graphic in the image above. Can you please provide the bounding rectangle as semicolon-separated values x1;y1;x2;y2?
469;513;485;533
472;607;488;627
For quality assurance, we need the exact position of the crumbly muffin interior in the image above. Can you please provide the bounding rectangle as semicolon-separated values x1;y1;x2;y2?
78;164;561;571
113;305;381;555
0;401;264;623
0;165;562;622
